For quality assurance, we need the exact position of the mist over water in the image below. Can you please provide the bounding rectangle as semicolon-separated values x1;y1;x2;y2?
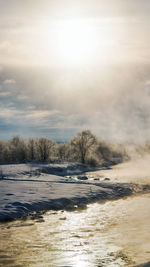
89;154;150;185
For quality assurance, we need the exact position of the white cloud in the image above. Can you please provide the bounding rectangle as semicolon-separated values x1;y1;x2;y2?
26;110;51;120
0;91;11;96
0;107;18;119
3;79;16;84
17;95;29;101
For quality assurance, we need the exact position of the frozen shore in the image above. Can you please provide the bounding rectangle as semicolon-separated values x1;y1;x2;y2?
0;163;150;223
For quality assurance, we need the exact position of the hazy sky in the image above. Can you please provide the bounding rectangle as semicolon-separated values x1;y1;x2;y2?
0;0;150;142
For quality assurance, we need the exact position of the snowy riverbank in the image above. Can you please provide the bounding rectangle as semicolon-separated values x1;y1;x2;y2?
0;163;150;223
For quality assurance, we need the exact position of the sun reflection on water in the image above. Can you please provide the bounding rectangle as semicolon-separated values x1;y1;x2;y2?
0;195;150;266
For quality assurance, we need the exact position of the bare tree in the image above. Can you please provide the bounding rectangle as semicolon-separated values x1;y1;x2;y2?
96;140;128;165
27;138;35;161
57;143;70;162
96;141;113;162
9;135;27;162
36;137;53;162
70;130;97;164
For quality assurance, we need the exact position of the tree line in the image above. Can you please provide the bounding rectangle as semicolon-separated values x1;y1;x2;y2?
0;130;128;166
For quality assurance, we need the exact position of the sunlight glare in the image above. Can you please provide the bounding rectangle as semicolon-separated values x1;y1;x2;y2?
40;19;117;67
41;19;98;66
55;20;97;65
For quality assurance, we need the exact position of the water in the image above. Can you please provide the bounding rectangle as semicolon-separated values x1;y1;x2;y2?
1;159;150;267
0;193;150;267
88;156;150;185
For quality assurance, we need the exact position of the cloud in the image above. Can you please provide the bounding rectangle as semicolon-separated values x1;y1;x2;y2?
0;0;149;20
3;79;16;84
0;107;18;119
0;1;149;67
0;91;11;97
0;62;150;137
0;1;150;141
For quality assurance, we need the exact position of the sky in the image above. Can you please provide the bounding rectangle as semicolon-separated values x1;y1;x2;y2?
0;0;150;142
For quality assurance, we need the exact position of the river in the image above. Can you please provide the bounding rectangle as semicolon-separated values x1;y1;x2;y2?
0;158;150;267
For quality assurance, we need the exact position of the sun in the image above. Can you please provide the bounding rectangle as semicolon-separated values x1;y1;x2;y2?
55;19;97;65
41;19;98;66
39;18;116;67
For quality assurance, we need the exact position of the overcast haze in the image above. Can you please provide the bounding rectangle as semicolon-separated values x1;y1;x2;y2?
0;0;150;142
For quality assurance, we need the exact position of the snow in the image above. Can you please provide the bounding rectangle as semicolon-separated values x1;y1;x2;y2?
0;163;149;222
0;162;96;178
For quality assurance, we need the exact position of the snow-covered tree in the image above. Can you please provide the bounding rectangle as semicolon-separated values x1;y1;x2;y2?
9;136;27;162
70;130;97;164
27;138;35;161
35;137;53;161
